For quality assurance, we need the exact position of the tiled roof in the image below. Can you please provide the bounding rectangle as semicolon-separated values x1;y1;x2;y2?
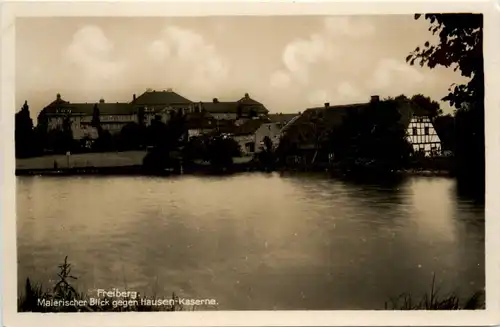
43;98;135;116
232;118;271;136
237;95;269;114
281;100;413;143
200;102;239;114
133;90;193;105
199;101;268;115
268;113;300;124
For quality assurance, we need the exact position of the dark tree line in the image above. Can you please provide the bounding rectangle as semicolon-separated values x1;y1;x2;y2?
328;98;412;174
407;13;484;190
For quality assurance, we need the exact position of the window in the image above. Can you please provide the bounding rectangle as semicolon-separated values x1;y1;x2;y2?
412;127;417;135
424;127;429;135
246;142;255;153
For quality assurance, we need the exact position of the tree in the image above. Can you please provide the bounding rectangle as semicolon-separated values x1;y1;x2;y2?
329;100;412;173
61;115;75;152
257;136;275;170
117;122;145;150
207;136;241;171
406;14;483;109
91;104;103;136
433;114;455;151
307;110;331;165
406;14;484;190
15;101;35;158
410;94;443;119
137;107;145;127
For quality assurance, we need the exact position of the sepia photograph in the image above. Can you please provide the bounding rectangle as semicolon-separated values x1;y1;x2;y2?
2;1;499;326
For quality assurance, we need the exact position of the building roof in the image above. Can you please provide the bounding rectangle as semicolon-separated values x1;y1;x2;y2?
199;101;240;114
42;95;135;116
232;118;271;136
237;94;269;114
198;93;269;115
284;100;412;131
268;113;300;124
185;112;217;130
280;99;414;145
132;90;193;106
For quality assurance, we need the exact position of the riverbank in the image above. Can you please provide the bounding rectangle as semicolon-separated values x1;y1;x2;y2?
16;151;146;170
16;151;456;179
18;257;484;312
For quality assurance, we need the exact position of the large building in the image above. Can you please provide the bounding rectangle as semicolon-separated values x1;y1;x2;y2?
38;94;137;140
196;93;269;121
37;90;272;141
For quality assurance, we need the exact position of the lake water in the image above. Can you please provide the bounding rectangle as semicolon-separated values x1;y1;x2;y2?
16;173;485;310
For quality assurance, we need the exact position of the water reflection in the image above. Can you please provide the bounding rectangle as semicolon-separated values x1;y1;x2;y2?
16;173;484;310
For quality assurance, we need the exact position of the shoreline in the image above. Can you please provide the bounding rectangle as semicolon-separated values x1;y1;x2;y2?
15;164;453;178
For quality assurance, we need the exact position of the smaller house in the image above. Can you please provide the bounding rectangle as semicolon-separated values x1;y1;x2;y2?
268;113;300;130
406;108;442;157
184;112;218;139
230;118;281;156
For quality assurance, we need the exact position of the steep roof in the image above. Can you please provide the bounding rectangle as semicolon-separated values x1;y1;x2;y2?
268;113;301;124
200;102;240;114
233;118;271;136
43;98;135;116
199;100;268;115
133;90;193;105
281;99;414;143
237;94;269;114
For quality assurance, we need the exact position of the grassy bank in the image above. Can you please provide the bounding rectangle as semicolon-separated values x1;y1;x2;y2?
16;151;147;170
18;257;184;312
18;257;484;312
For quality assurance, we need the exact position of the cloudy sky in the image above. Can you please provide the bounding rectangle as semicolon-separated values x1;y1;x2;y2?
16;16;468;121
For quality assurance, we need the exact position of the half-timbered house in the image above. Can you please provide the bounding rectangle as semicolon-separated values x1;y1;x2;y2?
406;113;442;156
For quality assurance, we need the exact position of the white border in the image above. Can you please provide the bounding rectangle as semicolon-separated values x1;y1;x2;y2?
2;1;499;326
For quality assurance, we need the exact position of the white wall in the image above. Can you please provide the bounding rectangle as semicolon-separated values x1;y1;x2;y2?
255;123;281;151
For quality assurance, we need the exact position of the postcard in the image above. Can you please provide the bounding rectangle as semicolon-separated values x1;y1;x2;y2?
2;0;499;326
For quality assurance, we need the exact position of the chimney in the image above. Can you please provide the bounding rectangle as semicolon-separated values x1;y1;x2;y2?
56;93;61;100
133;94;136;101
324;102;330;108
244;93;249;99
370;95;380;103
213;98;219;103
99;98;105;104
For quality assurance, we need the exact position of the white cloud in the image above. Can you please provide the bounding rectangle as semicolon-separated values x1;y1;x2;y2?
64;25;125;84
148;40;171;62
146;25;230;94
337;82;361;99
307;89;330;105
274;16;374;88
369;58;425;94
323;17;375;38
269;71;292;89
281;33;338;85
